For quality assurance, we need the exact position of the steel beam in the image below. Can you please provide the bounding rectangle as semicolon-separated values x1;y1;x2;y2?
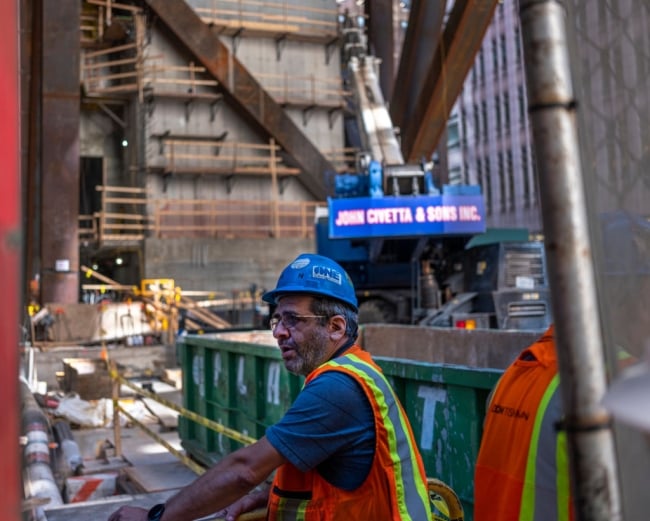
366;0;396;103
144;0;335;200
390;0;447;134
0;0;21;518
40;0;80;303
401;0;498;163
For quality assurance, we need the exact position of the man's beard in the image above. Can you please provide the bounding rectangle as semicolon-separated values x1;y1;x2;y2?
285;327;330;376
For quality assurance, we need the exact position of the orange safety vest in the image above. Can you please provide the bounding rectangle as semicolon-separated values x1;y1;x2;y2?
474;325;574;521
267;345;431;521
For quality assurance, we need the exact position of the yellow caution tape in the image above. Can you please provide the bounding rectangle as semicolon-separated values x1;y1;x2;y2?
109;367;257;446
116;405;206;475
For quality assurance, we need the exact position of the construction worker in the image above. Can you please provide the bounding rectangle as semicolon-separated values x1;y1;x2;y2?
474;212;650;520
473;324;574;520
108;253;431;521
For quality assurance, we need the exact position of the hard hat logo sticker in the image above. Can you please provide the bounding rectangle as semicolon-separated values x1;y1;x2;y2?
312;265;342;286
291;259;310;270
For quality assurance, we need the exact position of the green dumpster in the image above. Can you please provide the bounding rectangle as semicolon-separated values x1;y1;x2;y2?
178;330;506;521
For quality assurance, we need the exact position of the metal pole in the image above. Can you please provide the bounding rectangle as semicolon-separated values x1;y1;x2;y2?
111;360;123;457
0;0;22;518
518;2;622;520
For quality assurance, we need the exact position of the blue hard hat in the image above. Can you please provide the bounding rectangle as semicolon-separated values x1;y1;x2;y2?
263;253;358;311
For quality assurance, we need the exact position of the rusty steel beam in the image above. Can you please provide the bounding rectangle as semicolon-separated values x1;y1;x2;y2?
144;0;334;200
40;1;80;304
401;0;498;163
0;0;21;518
390;0;447;133
366;0;396;103
24;0;42;305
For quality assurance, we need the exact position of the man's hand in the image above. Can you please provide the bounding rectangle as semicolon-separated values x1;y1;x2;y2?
107;505;148;521
213;488;269;521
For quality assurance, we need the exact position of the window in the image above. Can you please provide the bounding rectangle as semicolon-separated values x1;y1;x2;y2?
522;145;531;207
485;159;493;215
461;108;467;148
507;150;515;210
498;151;506;213
500;33;508;71
474;103;480;144
495;95;502;137
518;85;526;128
531;146;539;203
515;26;522;67
448;113;460;149
449;166;462;185
477;158;485;204
503;93;511;134
481;101;488;143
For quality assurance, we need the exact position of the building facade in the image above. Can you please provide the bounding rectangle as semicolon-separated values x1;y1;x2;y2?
448;0;542;232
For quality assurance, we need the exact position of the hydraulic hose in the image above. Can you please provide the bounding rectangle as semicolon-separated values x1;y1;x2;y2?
428;477;464;521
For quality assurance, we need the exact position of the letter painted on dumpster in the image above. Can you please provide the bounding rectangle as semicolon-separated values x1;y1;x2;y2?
267;362;281;405
237;356;247;395
192;354;205;398
417;385;447;451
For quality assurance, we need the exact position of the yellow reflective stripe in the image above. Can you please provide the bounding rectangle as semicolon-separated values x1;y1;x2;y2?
327;354;429;519
330;357;410;515
556;430;570;521
277;497;307;521
519;374;560;521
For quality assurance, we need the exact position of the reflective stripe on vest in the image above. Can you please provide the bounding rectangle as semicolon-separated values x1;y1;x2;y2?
519;374;571;520
327;353;430;520
276;497;307;521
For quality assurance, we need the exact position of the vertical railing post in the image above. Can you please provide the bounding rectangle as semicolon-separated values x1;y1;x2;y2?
270;139;280;237
518;2;622;520
110;359;123;458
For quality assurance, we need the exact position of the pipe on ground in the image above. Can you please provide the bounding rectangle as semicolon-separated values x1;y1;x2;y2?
21;380;64;513
52;419;84;476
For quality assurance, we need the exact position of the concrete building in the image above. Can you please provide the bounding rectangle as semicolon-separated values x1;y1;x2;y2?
448;0;541;232
448;0;649;234
28;0;352;303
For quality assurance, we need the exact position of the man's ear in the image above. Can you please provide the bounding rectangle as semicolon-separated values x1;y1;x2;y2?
328;315;347;340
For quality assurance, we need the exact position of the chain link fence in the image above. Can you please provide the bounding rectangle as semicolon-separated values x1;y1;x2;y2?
568;0;650;517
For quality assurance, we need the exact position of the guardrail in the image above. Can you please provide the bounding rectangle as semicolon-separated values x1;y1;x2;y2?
108;362;266;520
79;185;323;244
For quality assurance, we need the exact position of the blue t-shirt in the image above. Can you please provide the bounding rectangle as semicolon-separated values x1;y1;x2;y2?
266;370;376;491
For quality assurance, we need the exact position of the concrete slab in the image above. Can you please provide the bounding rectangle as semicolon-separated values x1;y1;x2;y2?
121;460;198;493
31;344;177;392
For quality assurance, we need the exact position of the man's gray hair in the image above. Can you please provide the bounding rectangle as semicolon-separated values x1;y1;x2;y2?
310;297;359;341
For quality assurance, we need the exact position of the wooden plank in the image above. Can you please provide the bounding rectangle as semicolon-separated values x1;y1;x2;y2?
141;396;179;430
121;460;198;493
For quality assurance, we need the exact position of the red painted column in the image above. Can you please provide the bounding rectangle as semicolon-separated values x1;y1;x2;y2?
0;0;22;519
